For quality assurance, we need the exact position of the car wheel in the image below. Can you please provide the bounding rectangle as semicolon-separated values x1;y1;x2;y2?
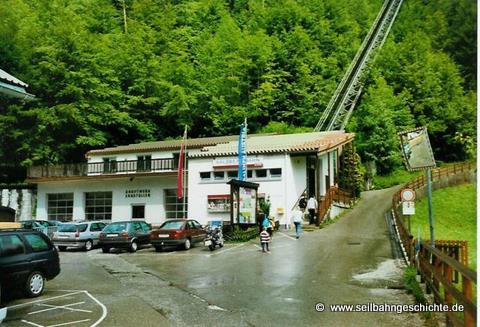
209;244;215;251
102;247;110;253
84;240;93;251
129;241;138;253
25;271;45;297
154;245;163;252
184;238;191;250
219;243;224;248
58;246;67;251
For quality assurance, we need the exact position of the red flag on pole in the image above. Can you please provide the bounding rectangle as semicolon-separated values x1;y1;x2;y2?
177;127;187;199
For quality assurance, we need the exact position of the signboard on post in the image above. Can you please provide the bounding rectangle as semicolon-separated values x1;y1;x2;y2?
228;179;259;227
398;127;436;171
402;201;415;215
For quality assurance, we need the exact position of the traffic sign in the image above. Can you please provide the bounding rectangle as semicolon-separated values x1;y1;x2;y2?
401;188;416;202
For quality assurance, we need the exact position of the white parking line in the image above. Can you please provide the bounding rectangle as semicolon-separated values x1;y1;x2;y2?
21;320;44;327
28;302;92;315
48;319;91;327
277;232;298;241
206;243;248;257
8;292;84;310
8;290;107;327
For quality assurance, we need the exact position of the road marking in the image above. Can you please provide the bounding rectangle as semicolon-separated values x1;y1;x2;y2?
9;290;107;327
48;319;91;327
84;290;107;327
277;232;298;241
207;243;248;257
8;292;84;310
21;320;44;327
29;302;92;315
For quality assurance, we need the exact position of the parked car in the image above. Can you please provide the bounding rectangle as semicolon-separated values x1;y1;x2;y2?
98;221;151;253
0;229;60;297
0;282;5;323
150;219;206;251
20;220;58;239
52;221;107;251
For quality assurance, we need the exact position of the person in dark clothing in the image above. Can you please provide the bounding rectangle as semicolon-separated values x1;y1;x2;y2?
298;192;307;212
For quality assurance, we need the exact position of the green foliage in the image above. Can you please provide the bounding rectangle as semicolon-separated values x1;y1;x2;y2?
0;0;475;182
373;169;422;189
404;266;427;304
410;183;476;269
258;196;271;216
225;226;258;243
353;0;477;170
338;143;363;196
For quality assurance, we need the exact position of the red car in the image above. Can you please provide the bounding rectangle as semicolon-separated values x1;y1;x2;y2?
150;219;206;252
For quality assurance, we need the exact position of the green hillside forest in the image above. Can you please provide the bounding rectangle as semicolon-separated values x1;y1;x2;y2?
0;0;476;181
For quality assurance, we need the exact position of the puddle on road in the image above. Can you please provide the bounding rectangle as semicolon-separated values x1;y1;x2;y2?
351;259;405;288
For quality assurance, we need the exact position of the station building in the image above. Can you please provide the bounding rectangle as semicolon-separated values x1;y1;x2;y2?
27;131;354;226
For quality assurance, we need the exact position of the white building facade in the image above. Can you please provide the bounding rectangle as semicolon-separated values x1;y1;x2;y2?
28;132;354;226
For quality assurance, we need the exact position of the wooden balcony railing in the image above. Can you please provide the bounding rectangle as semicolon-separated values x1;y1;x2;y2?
27;158;177;179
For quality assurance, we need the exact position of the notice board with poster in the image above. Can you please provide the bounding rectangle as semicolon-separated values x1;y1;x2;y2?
228;179;259;226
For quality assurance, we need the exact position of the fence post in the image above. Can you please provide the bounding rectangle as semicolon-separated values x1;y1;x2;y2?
463;277;474;327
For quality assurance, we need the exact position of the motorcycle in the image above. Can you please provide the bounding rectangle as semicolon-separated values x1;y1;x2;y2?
204;225;224;251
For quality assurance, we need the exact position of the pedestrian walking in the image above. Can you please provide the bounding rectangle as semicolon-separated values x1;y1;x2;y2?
307;196;318;225
298;192;307;212
260;228;271;253
291;206;303;239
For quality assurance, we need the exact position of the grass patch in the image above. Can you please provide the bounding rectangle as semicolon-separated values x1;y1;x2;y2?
410;183;477;270
404;266;427;304
320;207;352;228
373;169;422;189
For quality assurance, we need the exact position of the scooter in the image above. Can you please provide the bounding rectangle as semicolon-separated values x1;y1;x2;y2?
204;225;224;251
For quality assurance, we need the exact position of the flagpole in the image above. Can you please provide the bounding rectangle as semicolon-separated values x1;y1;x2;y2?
183;126;187;218
244;118;247;180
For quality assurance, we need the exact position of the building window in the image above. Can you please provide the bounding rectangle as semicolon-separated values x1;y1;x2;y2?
132;204;145;219
213;171;225;181
200;172;211;180
255;169;267;178
47;193;74;221
227;171;237;179
137;155;152;172
247;170;253;179
269;168;282;178
85;192;112;220
164;189;188;219
103;157;117;174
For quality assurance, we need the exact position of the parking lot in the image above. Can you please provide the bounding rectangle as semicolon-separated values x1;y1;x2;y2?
2;191;425;327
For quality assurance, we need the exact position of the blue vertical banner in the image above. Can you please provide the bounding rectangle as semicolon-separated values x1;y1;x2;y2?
237;119;247;181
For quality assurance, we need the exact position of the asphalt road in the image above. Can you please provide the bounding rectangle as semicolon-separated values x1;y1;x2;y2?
3;187;425;327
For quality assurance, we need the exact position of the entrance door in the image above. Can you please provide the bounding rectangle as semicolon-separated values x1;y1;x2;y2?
306;156;316;197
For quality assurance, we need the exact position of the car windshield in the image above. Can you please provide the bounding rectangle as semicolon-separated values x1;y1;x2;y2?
58;224;88;232
103;223;128;233
160;221;184;230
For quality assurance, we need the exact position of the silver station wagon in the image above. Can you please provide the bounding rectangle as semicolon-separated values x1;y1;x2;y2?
52;221;107;251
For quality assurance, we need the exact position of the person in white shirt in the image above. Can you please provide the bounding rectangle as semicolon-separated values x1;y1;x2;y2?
291;206;303;239
307;196;318;225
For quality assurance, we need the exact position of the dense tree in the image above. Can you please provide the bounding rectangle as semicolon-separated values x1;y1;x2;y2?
0;0;475;182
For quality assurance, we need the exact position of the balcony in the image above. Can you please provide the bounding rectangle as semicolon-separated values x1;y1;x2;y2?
27;158;178;180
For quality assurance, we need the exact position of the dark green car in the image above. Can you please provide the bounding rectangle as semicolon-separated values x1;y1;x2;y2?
98;221;151;253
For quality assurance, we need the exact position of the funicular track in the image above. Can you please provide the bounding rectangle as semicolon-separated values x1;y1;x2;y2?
314;0;404;132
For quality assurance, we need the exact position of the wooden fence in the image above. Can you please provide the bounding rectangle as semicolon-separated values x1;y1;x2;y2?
391;162;476;326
